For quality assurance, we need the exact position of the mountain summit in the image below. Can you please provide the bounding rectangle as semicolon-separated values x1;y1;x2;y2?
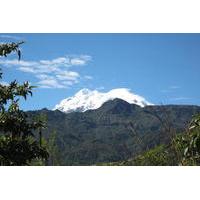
54;88;153;113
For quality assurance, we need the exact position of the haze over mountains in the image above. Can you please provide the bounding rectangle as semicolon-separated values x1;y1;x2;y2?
54;88;153;113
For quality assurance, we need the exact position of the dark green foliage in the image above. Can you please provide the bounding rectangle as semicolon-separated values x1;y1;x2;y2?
99;145;170;166
0;135;48;166
132;145;169;166
0;41;24;60
46;131;63;166
28;99;200;165
172;114;200;165
0;42;48;165
104;114;200;166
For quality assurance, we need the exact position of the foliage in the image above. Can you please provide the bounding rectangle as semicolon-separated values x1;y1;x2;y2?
0;42;48;165
173;114;200;165
103;114;200;166
46;131;62;165
99;145;173;166
0;135;48;166
28;99;200;165
133;145;169;166
0;41;24;60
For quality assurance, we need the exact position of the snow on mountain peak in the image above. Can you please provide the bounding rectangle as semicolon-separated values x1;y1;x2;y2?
54;88;153;113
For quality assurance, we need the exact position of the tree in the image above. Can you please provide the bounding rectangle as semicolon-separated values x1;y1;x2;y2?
0;41;48;165
173;114;200;165
45;131;62;166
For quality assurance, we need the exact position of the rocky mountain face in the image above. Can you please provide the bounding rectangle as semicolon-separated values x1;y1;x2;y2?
28;99;200;165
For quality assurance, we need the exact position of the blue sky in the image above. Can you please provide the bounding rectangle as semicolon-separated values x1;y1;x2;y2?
0;33;200;110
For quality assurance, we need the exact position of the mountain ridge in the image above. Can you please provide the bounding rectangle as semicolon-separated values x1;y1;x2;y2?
27;100;200;165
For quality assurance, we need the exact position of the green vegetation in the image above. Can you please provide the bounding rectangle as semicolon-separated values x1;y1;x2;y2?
45;131;63;166
97;145;170;166
131;145;170;166
28;99;200;165
101;114;200;166
173;114;200;165
0;41;24;60
0;42;48;165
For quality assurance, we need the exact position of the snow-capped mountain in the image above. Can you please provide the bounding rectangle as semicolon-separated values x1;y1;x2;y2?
54;88;153;113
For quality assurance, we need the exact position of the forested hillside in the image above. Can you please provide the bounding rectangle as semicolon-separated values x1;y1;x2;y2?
28;99;200;165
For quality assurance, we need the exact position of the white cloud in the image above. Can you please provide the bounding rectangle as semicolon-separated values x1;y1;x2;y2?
62;81;76;86
39;55;91;67
84;75;93;80
38;80;65;89
36;73;79;88
169;86;181;89
70;58;84;65
0;55;92;89
170;97;191;101
36;74;51;80
40;57;70;66
0;81;9;86
56;71;80;81
0;59;36;67
70;55;92;65
37;75;65;89
0;55;91;73
161;85;181;93
18;66;35;73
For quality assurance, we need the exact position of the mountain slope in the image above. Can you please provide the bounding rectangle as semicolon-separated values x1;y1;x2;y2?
54;88;152;113
28;100;200;165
